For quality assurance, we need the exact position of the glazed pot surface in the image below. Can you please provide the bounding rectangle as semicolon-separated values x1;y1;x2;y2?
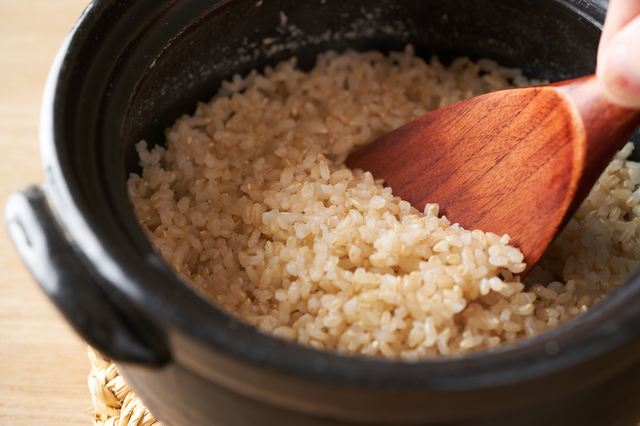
6;0;640;425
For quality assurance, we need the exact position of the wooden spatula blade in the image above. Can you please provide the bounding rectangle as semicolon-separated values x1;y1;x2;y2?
346;85;585;268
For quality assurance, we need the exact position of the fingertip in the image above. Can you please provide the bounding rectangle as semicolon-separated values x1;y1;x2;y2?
597;16;640;109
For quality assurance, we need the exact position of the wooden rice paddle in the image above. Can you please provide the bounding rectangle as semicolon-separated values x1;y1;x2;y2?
346;75;640;272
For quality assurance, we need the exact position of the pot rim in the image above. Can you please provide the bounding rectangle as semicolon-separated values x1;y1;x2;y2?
38;0;640;391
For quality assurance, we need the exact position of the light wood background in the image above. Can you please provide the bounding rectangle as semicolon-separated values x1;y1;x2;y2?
0;0;95;424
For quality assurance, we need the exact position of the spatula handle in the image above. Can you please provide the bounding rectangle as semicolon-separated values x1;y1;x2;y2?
551;75;640;213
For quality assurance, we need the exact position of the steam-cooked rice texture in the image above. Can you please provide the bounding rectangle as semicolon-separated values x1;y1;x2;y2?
128;47;639;359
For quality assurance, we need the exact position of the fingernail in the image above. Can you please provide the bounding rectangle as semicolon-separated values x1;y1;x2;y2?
599;44;640;108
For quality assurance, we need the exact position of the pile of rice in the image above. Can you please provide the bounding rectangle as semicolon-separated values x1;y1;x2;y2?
127;46;640;360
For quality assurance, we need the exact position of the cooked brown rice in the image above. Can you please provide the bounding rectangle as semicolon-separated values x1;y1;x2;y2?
127;46;640;359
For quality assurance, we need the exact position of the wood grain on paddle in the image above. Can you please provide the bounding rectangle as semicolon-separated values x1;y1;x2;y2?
346;75;640;270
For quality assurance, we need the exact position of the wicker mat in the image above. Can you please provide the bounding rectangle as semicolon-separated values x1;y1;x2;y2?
87;347;162;426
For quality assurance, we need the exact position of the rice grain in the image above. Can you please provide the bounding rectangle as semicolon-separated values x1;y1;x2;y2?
128;46;640;359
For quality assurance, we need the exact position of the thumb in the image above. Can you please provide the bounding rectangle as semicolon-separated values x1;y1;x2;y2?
597;14;640;109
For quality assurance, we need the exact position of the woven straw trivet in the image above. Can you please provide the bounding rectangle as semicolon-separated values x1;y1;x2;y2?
87;346;162;426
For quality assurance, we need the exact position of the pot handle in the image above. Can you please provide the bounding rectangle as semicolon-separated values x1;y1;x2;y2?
5;185;170;367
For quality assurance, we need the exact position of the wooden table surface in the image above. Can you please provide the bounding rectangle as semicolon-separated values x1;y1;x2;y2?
0;0;95;424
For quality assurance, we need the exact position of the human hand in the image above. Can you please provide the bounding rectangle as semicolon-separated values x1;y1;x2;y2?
596;0;640;108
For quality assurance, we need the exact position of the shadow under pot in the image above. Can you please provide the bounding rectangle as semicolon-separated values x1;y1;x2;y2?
7;0;640;425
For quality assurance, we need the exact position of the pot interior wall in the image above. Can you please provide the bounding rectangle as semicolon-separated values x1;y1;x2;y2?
60;0;639;285
113;0;614;179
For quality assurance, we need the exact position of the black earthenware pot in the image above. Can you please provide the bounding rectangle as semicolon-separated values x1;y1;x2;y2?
7;0;640;425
